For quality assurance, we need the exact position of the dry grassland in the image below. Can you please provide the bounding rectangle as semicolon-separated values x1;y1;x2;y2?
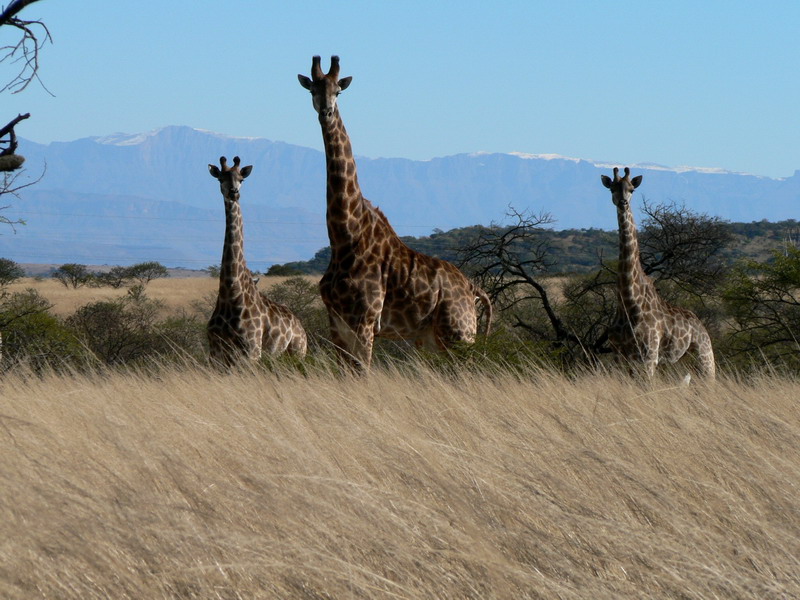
1;365;799;598
5;276;319;317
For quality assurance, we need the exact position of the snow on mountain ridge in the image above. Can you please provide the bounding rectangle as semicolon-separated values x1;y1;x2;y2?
94;130;158;146
95;126;263;146
90;126;771;178
507;151;764;178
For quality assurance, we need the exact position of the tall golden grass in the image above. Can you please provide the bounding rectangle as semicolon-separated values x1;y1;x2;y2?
1;363;798;598
5;276;318;317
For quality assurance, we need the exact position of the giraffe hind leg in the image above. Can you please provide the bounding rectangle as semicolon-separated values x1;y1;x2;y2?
693;336;716;381
288;329;308;358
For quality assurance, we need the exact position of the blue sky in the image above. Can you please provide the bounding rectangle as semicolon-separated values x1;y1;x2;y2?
4;0;799;178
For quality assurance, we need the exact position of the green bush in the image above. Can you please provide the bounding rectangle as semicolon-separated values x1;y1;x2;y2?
266;276;329;347
65;288;207;367
125;261;168;285
91;262;169;289
722;247;800;372
0;288;86;370
266;264;303;276
91;266;131;289
0;257;25;287
52;263;92;288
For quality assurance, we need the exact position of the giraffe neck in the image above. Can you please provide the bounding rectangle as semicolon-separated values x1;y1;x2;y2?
320;108;366;247
219;198;253;299
616;203;648;308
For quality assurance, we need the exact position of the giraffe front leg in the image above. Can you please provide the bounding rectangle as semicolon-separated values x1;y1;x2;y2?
329;313;375;372
328;315;364;372
248;327;265;362
642;331;661;379
207;333;237;370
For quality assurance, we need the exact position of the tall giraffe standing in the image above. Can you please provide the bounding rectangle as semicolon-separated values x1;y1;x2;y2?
207;156;307;366
601;167;715;380
298;56;491;370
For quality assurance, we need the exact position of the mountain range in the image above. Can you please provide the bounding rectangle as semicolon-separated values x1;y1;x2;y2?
1;125;797;271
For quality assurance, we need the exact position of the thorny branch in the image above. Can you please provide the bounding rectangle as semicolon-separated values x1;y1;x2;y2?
0;0;52;95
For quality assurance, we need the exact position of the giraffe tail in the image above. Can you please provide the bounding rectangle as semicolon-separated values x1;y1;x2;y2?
473;285;493;338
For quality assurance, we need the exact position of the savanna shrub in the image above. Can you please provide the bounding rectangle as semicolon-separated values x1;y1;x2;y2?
0;257;25;287
0;288;86;370
266;276;329;347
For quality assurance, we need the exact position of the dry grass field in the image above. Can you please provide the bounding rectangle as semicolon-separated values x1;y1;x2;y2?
1;362;799;599
4;276;318;317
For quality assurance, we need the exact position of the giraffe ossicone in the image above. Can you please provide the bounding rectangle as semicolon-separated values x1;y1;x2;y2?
299;56;492;371
601;167;715;380
207;155;307;367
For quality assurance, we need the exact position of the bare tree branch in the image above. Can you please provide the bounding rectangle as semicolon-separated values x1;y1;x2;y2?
0;0;52;95
0;1;50;225
638;198;732;301
0;112;30;164
0;0;45;24
0;160;45;229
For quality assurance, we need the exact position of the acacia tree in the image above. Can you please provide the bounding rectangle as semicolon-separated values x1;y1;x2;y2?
722;246;800;370
459;202;733;368
637;199;732;300
0;256;24;285
52;263;91;288
457;208;586;366
125;261;168;286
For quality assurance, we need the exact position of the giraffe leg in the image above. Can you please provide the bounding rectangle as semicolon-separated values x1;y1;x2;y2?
415;328;442;352
432;297;478;349
260;321;285;356
698;350;716;380
208;334;238;370
287;328;308;358
642;348;659;379
639;328;663;379
352;326;375;371
694;331;716;381
246;327;264;362
329;314;373;372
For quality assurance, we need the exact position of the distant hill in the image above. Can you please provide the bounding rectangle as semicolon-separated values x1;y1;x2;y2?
1;126;797;269
275;220;800;276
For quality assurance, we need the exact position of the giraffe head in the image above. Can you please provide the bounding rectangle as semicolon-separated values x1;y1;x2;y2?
601;167;642;208
297;55;352;123
208;156;253;201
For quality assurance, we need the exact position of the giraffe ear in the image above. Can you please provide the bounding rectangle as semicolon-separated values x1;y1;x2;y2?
208;164;220;178
240;165;253;178
338;76;352;91
600;175;613;189
298;74;312;90
631;175;643;189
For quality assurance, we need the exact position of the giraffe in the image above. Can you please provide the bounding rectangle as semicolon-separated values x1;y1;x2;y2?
601;167;715;380
298;56;492;371
207;156;307;367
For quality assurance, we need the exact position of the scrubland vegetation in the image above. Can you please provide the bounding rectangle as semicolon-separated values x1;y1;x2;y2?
0;6;797;595
0;267;798;598
0;210;798;598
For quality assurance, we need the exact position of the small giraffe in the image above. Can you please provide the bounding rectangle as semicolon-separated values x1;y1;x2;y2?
298;56;492;370
601;167;715;380
207;156;307;366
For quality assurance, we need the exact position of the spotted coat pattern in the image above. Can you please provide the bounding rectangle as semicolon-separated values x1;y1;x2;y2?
298;56;491;370
207;156;307;367
601;167;715;380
